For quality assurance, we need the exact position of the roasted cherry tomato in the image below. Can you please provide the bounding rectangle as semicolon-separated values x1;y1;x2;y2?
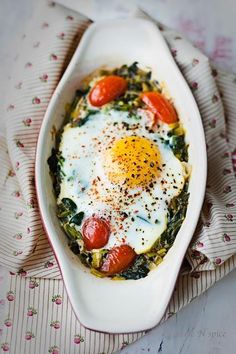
82;217;110;251
88;75;127;107
100;245;136;275
141;91;178;124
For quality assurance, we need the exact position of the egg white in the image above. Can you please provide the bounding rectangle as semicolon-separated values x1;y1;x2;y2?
58;110;185;254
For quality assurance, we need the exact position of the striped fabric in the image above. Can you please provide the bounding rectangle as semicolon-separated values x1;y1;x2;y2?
0;1;236;353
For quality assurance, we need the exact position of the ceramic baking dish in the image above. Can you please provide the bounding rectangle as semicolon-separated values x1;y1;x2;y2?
35;18;207;333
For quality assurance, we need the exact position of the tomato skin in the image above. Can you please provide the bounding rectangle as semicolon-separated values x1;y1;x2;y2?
82;217;110;251
141;91;178;124
100;245;136;275
89;75;127;107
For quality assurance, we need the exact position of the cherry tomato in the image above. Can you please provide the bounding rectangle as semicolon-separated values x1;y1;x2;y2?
82;217;110;251
141;91;178;124
100;245;136;275
89;75;127;107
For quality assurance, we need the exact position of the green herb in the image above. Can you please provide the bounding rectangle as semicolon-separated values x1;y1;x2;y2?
47;148;58;174
57;198;77;221
70;241;80;255
61;198;77;212
120;255;150;280
63;223;82;240
169;135;188;162
47;149;65;196
166;124;188;162
136;215;151;224
91;252;103;269
57;205;71;219
76;88;89;97
78;252;93;268
70;212;84;226
77;116;89;127
160;184;189;247
71;110;98;127
65;89;88;123
109;62;161;113
47;149;64;173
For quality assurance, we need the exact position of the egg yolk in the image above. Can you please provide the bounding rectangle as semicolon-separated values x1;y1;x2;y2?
104;136;161;188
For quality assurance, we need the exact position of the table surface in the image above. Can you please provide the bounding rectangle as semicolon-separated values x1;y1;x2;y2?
0;1;236;354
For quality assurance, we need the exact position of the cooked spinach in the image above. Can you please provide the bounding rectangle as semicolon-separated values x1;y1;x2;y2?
166;126;189;162
169;135;188;162
70;212;84;226
61;198;77;212
160;184;189;247
78;251;93;268
47;149;65;196
110;62;161;113
120;255;150;280
65;89;88;123
63;223;82;241
113;62;149;80
57;198;79;225
70;241;80;255
71;110;98;127
47;148;58;174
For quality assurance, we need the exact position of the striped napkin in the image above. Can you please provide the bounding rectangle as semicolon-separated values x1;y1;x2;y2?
0;1;236;353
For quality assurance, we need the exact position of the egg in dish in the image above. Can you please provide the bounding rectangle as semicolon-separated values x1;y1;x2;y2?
48;62;190;280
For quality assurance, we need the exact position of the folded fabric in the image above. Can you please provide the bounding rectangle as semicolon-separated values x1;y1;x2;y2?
0;1;236;353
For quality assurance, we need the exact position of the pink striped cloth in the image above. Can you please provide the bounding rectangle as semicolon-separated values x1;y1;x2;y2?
0;1;236;353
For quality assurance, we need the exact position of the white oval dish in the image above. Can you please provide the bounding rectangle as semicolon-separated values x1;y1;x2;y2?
35;18;207;333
